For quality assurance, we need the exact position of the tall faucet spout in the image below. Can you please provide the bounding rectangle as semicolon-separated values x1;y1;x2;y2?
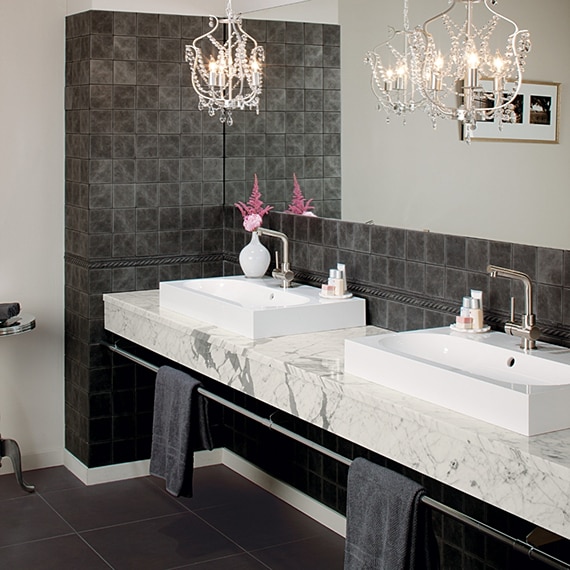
487;265;533;315
256;228;294;288
487;264;540;350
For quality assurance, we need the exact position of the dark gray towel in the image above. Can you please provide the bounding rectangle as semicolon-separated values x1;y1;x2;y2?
0;302;20;322
344;457;439;570
149;366;213;497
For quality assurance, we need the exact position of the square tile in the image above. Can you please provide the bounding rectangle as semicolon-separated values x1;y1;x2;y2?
43;477;185;531
0;495;74;547
196;491;330;551
82;512;242;569
252;533;345;570
0;534;110;570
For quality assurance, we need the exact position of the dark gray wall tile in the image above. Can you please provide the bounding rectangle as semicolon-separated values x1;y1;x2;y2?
538;247;563;285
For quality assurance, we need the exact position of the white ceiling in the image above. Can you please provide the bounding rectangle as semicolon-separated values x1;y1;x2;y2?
67;0;310;17
231;0;309;14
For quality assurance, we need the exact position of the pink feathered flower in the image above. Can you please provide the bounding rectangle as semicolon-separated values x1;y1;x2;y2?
235;174;273;231
287;173;315;216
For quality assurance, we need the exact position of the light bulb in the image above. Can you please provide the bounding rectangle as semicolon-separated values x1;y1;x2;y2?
466;52;479;69
434;54;444;71
493;54;505;74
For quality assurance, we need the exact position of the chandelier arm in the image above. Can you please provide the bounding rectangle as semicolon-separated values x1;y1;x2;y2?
418;0;459;115
482;0;528;112
422;0;458;35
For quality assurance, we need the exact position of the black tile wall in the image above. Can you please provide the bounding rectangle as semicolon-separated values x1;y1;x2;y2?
227;211;569;347
65;10;341;467
223;19;341;220
65;10;229;466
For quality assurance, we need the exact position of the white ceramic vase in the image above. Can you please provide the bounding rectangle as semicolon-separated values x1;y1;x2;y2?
239;231;271;278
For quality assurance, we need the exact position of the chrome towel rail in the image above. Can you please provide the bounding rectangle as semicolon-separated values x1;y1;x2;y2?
101;340;570;570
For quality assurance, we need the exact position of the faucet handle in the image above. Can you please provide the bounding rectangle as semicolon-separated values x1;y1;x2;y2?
274;250;279;269
510;296;516;322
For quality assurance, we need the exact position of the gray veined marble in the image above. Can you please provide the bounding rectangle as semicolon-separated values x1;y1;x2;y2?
104;290;570;540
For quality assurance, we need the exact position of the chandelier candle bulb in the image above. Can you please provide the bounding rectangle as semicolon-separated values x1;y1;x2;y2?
251;60;261;87
493;74;504;93
208;59;217;86
430;72;442;91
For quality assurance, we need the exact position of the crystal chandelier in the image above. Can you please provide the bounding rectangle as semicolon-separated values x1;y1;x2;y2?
410;0;531;142
365;0;424;124
185;0;265;126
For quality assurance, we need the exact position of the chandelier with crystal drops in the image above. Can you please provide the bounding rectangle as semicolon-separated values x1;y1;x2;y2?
365;0;425;125
410;0;531;142
185;0;265;126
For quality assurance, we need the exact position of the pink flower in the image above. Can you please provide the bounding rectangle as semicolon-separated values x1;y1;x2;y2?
235;174;273;231
287;173;315;216
243;213;262;232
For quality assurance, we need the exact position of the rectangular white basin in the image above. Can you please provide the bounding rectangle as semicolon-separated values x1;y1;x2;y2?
345;327;570;435
160;276;366;339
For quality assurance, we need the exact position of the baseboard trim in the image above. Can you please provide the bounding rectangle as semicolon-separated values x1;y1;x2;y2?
60;448;346;537
0;449;63;476
62;448;224;486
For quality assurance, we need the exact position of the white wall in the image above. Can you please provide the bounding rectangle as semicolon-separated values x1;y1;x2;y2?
341;0;570;249
0;0;66;473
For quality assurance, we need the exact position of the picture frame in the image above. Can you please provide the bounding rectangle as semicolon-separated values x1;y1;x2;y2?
464;80;560;143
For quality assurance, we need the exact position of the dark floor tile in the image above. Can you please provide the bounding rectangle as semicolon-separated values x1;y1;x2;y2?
251;534;345;569
0;473;35;502
43;477;185;531
0;495;74;548
195;492;329;551
156;464;278;512
179;553;269;569
0;534;110;570
81;512;244;569
21;466;84;494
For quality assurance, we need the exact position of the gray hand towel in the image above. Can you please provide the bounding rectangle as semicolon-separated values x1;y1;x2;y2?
0;302;20;322
344;457;439;570
149;366;213;497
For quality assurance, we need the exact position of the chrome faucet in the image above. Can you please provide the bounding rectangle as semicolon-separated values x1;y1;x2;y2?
487;265;541;350
256;228;294;288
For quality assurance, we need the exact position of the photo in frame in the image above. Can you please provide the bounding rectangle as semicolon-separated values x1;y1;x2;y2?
464;80;560;143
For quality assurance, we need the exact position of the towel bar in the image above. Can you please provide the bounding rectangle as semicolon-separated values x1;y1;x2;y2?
101;340;570;570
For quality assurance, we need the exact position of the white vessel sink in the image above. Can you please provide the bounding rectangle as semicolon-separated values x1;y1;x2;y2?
345;327;570;435
160;276;366;340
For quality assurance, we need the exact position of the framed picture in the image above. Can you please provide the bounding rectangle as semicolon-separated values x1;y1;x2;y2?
465;80;560;143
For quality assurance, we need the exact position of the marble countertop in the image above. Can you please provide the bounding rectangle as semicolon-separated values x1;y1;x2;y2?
104;290;570;540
